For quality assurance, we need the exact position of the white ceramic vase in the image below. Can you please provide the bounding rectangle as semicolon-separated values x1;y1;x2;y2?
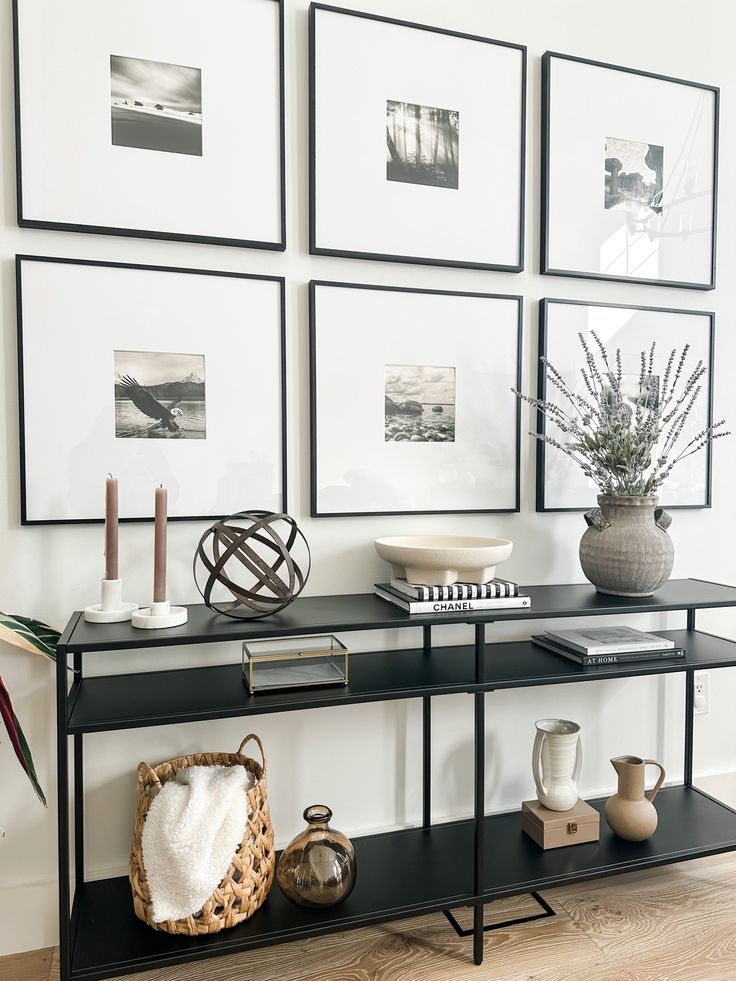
532;719;582;812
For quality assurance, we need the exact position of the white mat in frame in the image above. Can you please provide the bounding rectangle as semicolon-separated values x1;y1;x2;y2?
17;256;286;524
310;280;522;517
310;3;526;270
14;0;284;249
537;298;715;512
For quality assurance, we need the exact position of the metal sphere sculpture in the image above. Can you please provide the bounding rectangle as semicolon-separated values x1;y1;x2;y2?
194;510;311;620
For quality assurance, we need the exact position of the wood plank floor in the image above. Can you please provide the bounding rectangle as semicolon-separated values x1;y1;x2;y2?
5;853;736;981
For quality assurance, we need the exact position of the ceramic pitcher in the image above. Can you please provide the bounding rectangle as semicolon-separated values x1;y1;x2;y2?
532;719;582;811
605;755;665;841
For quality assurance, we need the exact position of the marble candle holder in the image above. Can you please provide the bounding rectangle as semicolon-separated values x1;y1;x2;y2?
131;599;188;630
84;578;138;623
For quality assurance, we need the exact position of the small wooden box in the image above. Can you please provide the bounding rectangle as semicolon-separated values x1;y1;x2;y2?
521;798;600;849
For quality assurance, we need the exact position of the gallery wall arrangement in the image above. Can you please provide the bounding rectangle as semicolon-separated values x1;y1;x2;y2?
7;2;734;981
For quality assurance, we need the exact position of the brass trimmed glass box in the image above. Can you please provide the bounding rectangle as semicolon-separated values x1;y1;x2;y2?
242;635;348;693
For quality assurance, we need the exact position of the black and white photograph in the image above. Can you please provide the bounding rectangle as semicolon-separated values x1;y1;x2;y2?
310;5;525;270
604;137;663;214
601;373;660;427
310;281;521;517
542;52;718;288
110;55;203;156
114;351;206;439
14;0;284;249
17;256;286;523
537;298;714;512
386;101;459;189
385;364;456;442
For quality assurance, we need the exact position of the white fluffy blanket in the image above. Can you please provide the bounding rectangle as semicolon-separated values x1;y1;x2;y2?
141;764;253;923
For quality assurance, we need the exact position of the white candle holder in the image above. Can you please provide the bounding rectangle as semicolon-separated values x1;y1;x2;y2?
132;599;188;630
84;579;138;623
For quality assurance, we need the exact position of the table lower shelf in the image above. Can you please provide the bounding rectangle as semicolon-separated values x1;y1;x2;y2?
69;786;736;980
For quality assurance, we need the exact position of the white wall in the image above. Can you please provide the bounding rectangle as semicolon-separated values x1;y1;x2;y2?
1;0;736;957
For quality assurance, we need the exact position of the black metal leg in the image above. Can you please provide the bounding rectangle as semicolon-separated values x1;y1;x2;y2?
423;626;432;829
473;623;485;966
684;668;695;787
687;608;696;632
57;645;71;981
74;734;84;887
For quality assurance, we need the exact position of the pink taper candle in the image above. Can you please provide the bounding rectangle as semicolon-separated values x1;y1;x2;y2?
153;485;168;603
105;476;119;581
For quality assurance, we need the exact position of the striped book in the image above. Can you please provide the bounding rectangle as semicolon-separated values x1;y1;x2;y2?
389;577;519;602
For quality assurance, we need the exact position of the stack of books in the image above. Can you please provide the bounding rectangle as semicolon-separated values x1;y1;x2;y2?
532;626;685;667
374;578;531;614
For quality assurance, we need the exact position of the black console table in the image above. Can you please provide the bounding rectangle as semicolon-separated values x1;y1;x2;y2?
55;578;736;980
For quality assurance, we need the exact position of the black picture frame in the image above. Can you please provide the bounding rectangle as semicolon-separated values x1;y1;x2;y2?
536;297;715;513
309;3;527;271
16;254;288;525
13;0;286;252
309;279;523;518
541;51;719;290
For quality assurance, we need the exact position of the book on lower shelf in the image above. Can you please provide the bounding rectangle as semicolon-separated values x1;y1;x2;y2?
374;583;531;614
532;634;685;666
540;625;676;657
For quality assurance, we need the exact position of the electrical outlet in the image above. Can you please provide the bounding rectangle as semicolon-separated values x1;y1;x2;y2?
694;672;709;716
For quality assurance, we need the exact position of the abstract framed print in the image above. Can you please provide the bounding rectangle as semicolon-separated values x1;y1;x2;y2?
13;0;285;250
541;52;718;289
17;256;286;524
309;4;526;270
310;281;522;516
537;298;714;512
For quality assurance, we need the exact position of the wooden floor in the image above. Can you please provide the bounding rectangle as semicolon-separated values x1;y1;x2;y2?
6;852;736;981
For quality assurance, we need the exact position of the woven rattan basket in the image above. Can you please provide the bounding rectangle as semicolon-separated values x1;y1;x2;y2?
129;734;275;935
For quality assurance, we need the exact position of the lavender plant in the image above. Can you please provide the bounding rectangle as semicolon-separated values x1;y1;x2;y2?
514;332;728;498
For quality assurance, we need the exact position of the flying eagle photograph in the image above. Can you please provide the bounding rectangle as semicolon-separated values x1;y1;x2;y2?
114;350;206;439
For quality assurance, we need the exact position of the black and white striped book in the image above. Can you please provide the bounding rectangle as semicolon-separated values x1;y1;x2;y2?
375;584;531;615
389;577;519;601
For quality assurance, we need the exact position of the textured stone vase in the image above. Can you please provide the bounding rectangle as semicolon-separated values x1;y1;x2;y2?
532;719;582;812
605;755;665;842
580;495;674;598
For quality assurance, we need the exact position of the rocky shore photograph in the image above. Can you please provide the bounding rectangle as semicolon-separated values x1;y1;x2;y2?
110;54;203;156
384;363;456;442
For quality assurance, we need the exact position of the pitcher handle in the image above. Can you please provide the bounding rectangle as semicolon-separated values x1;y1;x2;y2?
572;734;583;783
654;508;672;532
584;507;610;532
532;730;547;799
643;759;666;803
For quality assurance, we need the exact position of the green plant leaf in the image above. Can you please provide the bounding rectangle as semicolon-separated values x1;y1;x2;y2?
0;675;47;806
0;613;59;662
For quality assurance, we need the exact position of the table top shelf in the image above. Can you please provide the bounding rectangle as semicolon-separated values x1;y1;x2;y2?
61;579;736;653
67;628;736;734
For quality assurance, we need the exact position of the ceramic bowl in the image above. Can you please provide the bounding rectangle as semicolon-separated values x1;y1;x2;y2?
374;535;513;587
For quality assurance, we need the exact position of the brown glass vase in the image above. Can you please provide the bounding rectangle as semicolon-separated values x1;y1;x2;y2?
276;805;356;908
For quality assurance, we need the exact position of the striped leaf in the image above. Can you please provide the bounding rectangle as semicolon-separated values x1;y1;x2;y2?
0;613;59;662
0;675;46;806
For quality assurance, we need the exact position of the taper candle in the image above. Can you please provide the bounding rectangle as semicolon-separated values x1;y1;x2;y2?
153;485;167;603
105;476;119;580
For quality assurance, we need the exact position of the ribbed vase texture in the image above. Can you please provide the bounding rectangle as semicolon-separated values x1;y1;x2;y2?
580;495;674;598
532;719;582;812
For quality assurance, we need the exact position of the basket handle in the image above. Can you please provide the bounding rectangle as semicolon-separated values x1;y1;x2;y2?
137;762;162;796
237;733;267;770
